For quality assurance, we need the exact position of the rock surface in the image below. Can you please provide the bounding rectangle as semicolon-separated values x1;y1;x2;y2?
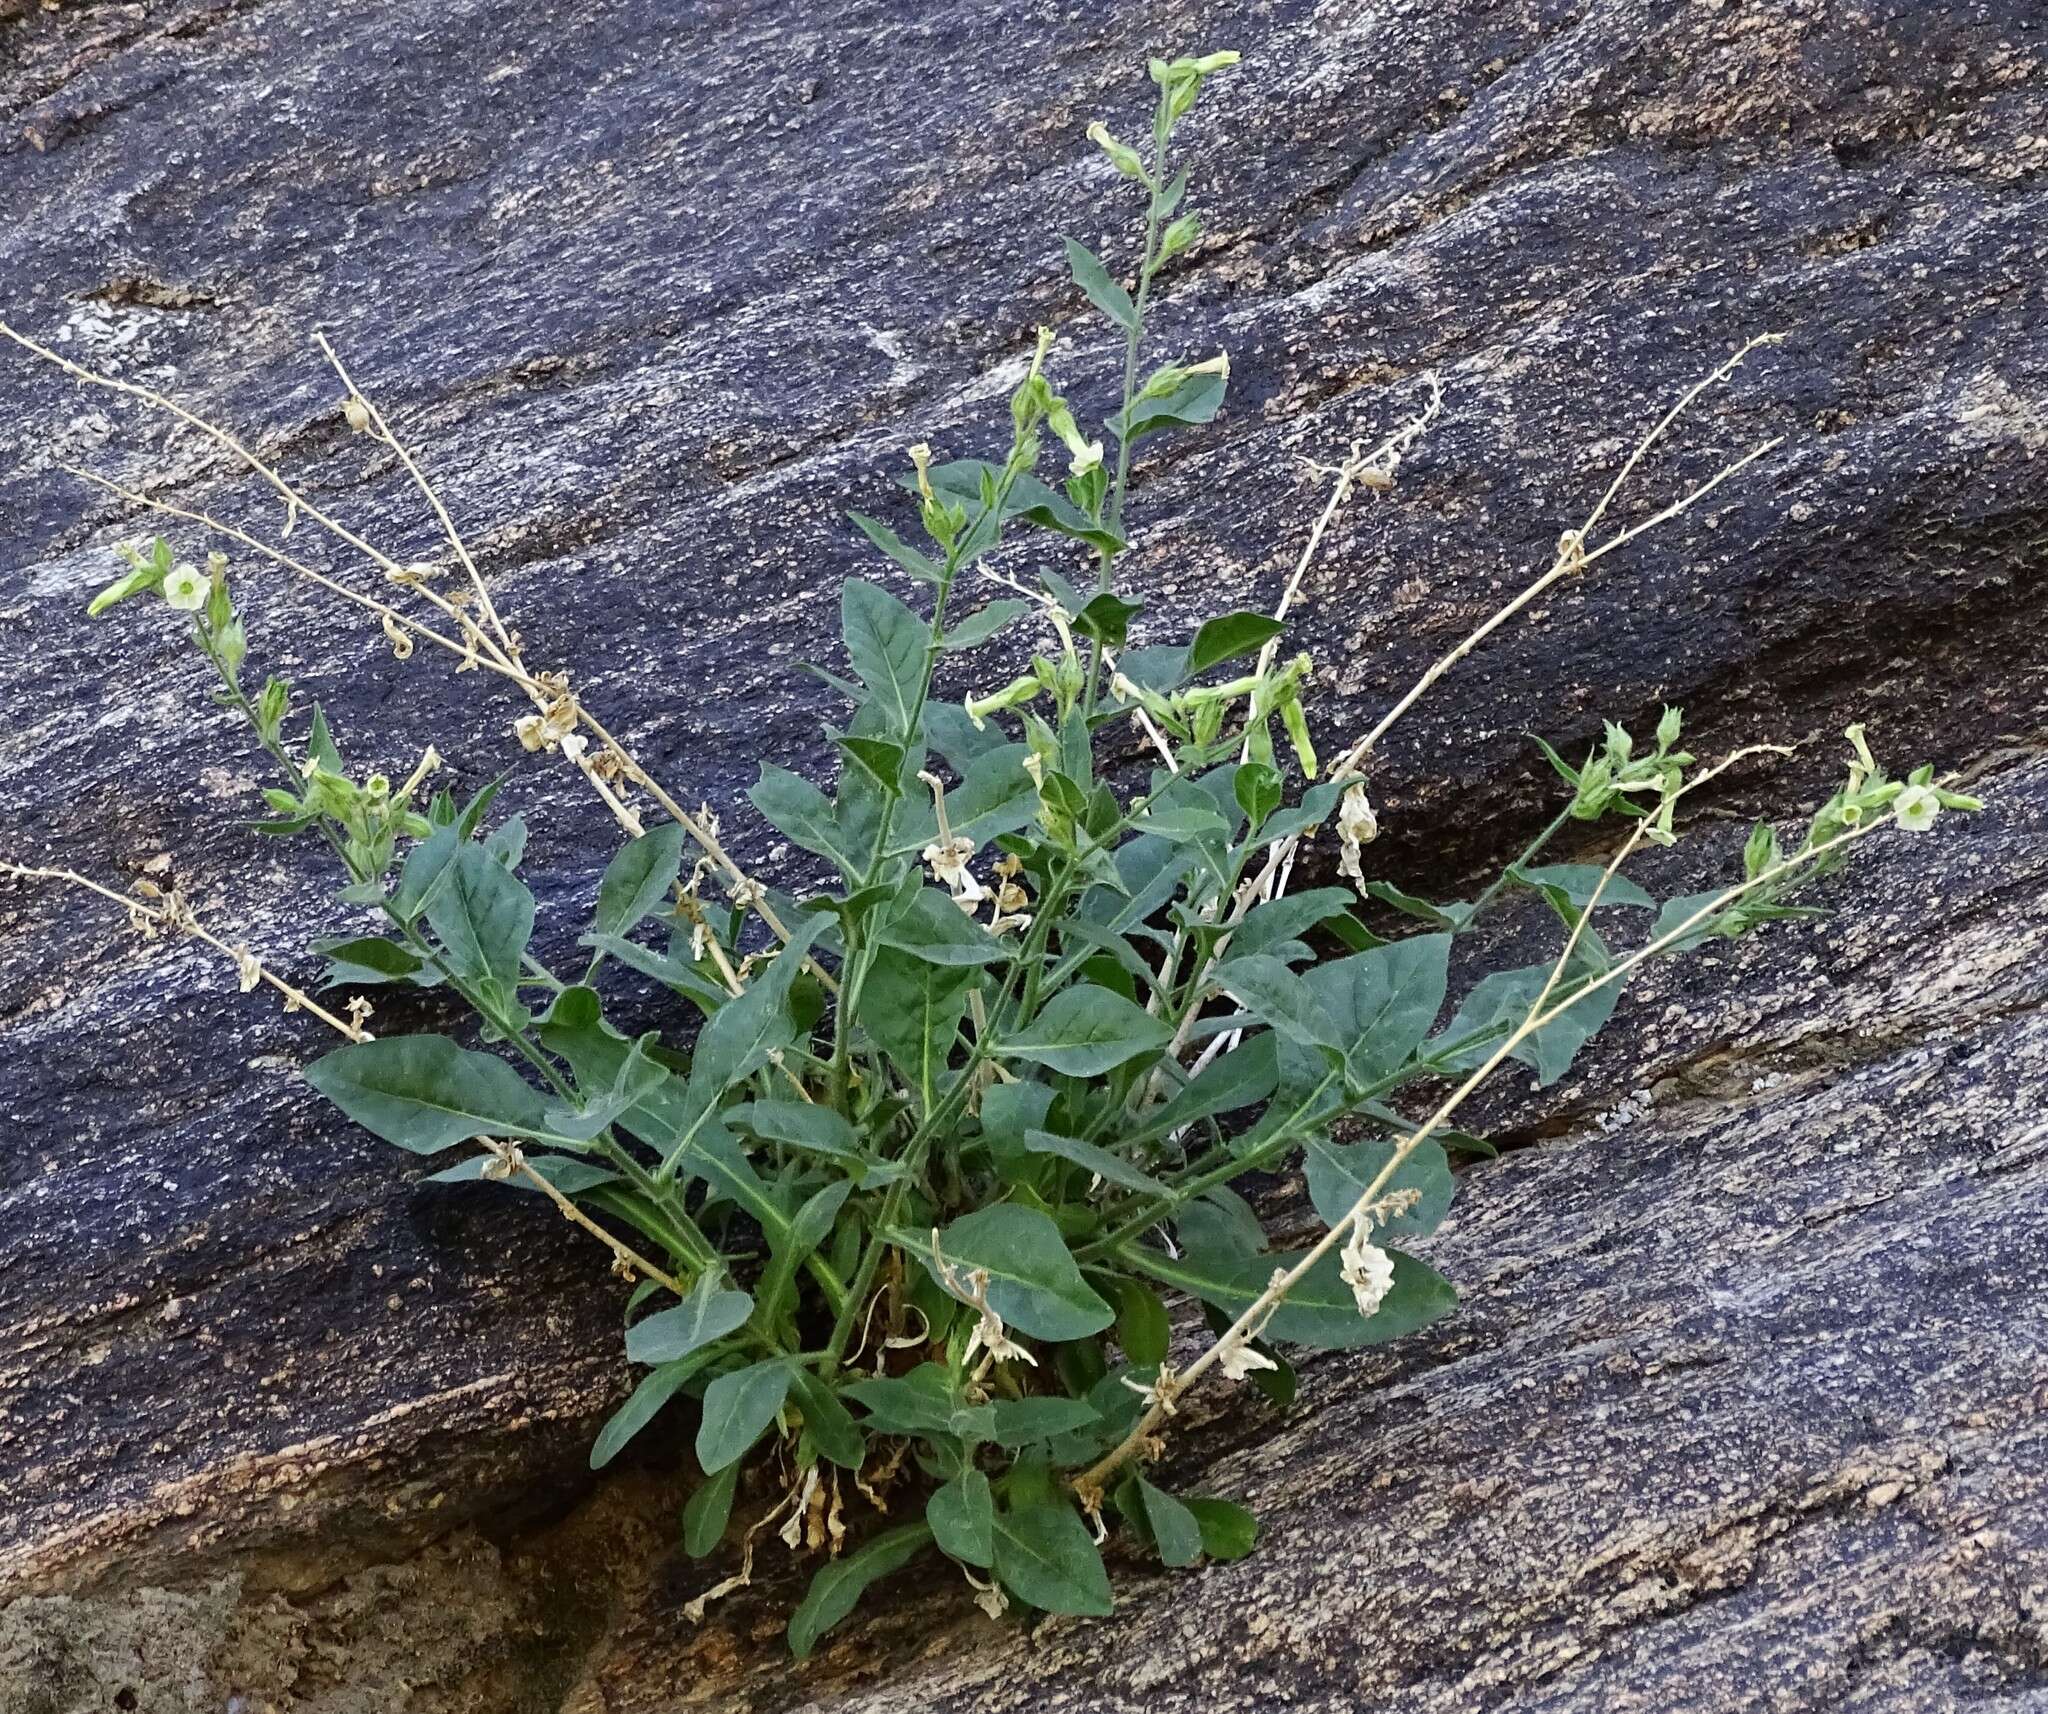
1;0;2044;1708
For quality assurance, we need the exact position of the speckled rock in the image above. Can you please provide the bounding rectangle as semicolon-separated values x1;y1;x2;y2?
1;0;2044;1707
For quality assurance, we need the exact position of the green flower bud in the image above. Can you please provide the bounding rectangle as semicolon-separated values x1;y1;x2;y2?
87;564;164;617
302;769;357;819
1086;121;1149;182
964;674;1043;731
1743;821;1780;880
1158;213;1202;263
1279;694;1318;779
1138;362;1190;401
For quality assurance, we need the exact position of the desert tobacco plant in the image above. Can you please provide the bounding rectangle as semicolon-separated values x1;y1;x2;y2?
2;52;1982;1657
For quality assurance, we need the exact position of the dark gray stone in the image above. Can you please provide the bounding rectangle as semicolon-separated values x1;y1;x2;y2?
1;0;2043;1706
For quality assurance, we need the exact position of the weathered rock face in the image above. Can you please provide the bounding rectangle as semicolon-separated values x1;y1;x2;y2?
0;0;2043;1707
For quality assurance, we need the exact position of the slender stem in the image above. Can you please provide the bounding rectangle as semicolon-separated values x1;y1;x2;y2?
1075;764;1902;1496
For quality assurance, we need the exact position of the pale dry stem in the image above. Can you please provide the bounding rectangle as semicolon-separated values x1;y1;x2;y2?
1077;761;1897;1497
1173;337;1786;1076
0;860;372;1041
0;857;690;1297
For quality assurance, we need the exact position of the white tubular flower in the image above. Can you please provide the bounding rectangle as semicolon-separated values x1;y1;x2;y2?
1340;1226;1395;1319
1216;1339;1278;1383
970;1304;1036;1367
1895;783;1941;833
1336;781;1380;892
779;1467;820;1551
1119;1362;1181;1415
933;1244;1038;1368
162;562;207;612
965;1568;1009;1620
921;835;987;906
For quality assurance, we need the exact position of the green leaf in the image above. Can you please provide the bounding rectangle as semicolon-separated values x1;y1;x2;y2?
623;1273;754;1365
788;1365;866;1469
1259;779;1343;847
391;819;461;922
1075;590;1145;648
942;599;1033;652
788;1521;932;1659
1133;1478;1203;1568
306;703;344;773
1304;1137;1455;1240
1175;1186;1269;1258
1113;1278;1172;1368
424;844;534;985
874;887;1013;966
1063;237;1138;331
1359;880;1474;931
1119;1241;1457;1351
860;947;977;1107
1144;1034;1279;1138
1185;1495;1258;1561
304;1035;545;1155
672;918;828;1143
1189;611;1285;675
725;1099;862;1163
540;1032;673;1141
940;744;1044;848
842;577;928;735
1222;954;1345;1054
591;825;687;940
928;1470;995;1567
1001;984;1173;1076
315;935;434;989
1234;761;1283;827
1438;940;1617;1086
590;1358;706;1470
850;511;943;585
1511;862;1656;915
1293;934;1452;1091
682;1462;740;1556
835;734;907;795
992;1488;1112;1616
989;1396;1101;1447
906;1205;1114;1342
1108;369;1226;445
485;814;528;870
844;1366;996;1441
1134;799;1231;844
1226;889;1362;964
926;699;1007;773
924;461;1125;558
1022;1129;1168;1195
696;1360;793;1473
1116;643;1191;695
750;764;864;878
